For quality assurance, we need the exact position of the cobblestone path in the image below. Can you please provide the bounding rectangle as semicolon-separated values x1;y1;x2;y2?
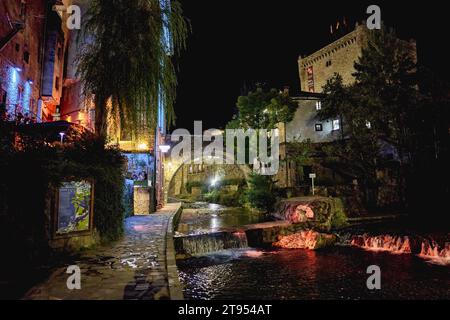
25;205;180;300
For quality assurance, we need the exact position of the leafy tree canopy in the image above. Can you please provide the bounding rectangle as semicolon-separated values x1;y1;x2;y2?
78;0;189;137
228;86;297;130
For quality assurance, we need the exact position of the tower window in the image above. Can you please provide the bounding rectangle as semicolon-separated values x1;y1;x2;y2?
316;101;322;110
326;60;332;67
315;124;323;132
332;119;340;131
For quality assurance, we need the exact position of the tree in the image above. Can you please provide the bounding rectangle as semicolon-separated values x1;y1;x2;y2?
286;138;314;184
319;75;382;206
318;27;428;208
78;0;189;138
353;26;419;165
228;85;297;130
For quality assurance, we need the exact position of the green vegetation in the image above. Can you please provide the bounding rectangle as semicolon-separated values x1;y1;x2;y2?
203;190;242;207
0;123;126;248
330;198;349;230
243;173;277;212
185;181;207;194
78;0;189;137
319;26;450;211
227;85;297;130
184;179;247;207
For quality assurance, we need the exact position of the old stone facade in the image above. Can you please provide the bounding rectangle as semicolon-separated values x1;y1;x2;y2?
59;0;95;130
0;0;79;123
0;0;46;120
285;93;342;144
298;23;368;93
298;23;417;94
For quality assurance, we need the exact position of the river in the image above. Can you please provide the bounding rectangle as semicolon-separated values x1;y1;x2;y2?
176;203;450;300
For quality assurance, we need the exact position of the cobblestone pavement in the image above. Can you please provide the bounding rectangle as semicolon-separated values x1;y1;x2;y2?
25;206;180;300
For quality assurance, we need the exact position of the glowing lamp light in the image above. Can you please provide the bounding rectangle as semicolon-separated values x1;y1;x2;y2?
28;79;33;85
210;176;221;187
15;67;22;72
137;142;149;151
59;132;65;144
159;145;171;153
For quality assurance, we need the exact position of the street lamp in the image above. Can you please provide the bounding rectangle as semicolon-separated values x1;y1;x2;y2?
59;132;65;144
159;145;171;153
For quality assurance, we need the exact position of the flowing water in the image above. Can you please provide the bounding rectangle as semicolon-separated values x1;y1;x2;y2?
176;203;450;300
175;203;267;256
176;203;269;236
178;247;450;300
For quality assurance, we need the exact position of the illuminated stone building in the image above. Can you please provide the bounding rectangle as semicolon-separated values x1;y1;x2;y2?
298;23;369;94
0;0;73;123
1;0;46;121
277;24;417;190
298;23;417;94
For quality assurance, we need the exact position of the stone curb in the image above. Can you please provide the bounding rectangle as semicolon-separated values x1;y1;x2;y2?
164;203;184;300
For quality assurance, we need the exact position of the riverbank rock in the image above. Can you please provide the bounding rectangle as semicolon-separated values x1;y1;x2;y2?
273;230;337;250
272;197;348;231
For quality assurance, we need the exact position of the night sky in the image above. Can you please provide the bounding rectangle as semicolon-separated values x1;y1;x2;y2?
173;0;449;131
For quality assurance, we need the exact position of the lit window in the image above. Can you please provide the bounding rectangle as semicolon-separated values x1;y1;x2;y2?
316;101;322;110
366;121;372;129
315;124;323;132
332;119;340;131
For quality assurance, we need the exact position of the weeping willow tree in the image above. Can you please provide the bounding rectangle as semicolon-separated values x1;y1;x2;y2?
78;0;189;139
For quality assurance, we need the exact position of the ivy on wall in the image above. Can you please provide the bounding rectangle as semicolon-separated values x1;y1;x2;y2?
0;122;126;250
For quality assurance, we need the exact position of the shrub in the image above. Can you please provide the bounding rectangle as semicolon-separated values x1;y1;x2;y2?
330;198;349;230
0;123;126;246
243;173;277;212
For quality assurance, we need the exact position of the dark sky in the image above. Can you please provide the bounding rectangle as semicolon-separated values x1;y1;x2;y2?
173;0;449;131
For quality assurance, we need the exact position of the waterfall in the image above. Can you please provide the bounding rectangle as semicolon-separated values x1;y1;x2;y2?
273;230;320;250
176;231;248;256
351;234;412;254
351;234;450;265
419;240;450;264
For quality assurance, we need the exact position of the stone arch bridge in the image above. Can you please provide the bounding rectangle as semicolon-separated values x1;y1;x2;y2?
162;137;252;201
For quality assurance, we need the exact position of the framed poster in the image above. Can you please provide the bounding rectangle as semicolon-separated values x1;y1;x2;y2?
54;180;94;237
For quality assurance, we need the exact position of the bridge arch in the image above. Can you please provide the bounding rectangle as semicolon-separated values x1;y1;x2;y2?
163;152;251;202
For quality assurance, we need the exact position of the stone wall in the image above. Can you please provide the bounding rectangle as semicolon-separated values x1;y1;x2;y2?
298;24;368;93
298;23;417;94
169;163;246;197
285;96;343;144
0;0;46;118
134;186;151;215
